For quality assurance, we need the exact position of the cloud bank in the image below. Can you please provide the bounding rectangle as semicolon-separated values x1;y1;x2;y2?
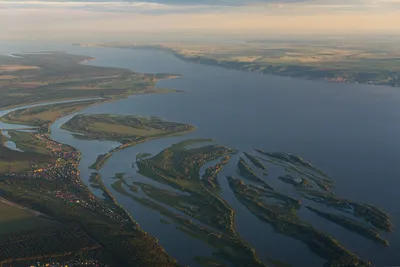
0;0;399;40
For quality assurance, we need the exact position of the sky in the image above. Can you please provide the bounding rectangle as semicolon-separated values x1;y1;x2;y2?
0;0;399;41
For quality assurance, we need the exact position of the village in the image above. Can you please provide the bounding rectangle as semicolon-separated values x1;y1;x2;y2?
0;131;133;228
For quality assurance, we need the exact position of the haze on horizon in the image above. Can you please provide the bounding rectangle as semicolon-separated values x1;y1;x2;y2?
1;0;400;41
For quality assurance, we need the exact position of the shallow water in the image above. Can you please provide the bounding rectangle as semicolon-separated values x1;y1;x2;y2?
4;141;22;152
1;43;400;266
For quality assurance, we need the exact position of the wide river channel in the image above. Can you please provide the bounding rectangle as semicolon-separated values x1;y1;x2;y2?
1;42;400;266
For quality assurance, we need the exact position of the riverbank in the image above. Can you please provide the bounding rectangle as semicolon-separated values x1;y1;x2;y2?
85;43;400;88
0;111;181;266
0;51;181;111
60;113;196;170
89;126;195;171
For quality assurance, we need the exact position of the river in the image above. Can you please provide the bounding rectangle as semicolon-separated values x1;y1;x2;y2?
1;43;400;266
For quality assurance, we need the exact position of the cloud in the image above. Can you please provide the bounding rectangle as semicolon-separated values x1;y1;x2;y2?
0;0;399;40
1;0;399;14
0;0;223;14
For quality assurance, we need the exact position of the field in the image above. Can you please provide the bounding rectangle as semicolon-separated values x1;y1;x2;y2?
0;100;102;127
0;65;40;71
0;138;55;173
62;113;195;170
62;114;195;143
95;37;400;87
7;131;50;154
0;167;179;266
0;52;173;110
0;199;55;236
0;222;107;265
86;121;163;136
0;131;57;172
170;41;400;86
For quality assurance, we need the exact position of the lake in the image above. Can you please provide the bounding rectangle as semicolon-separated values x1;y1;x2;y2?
1;43;400;266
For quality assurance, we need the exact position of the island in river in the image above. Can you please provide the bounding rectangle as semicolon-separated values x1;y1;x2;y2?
61;113;195;170
129;144;392;266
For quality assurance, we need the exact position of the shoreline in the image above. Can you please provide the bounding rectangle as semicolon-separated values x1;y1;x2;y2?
0;97;105;113
0;60;193;231
0;53;182;113
88;126;196;171
0;85;182;265
85;44;399;89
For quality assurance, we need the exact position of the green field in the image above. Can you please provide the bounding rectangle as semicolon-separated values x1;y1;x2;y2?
0;171;179;266
62;114;195;143
0;131;60;172
0;100;102;128
61;113;196;170
0;200;56;236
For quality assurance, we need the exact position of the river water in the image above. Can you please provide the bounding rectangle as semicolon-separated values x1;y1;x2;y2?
1;43;400;266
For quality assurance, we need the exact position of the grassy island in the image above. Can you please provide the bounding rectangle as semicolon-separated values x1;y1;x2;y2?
228;176;301;211
256;150;328;177
62;114;194;143
227;176;370;267
244;152;267;171
237;157;273;190
62;114;195;170
130;140;269;267
256;149;334;191
89;153;112;170
132;144;390;266
305;206;388;246
279;174;312;189
254;149;393;234
201;156;231;189
303;190;393;232
136;139;237;230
